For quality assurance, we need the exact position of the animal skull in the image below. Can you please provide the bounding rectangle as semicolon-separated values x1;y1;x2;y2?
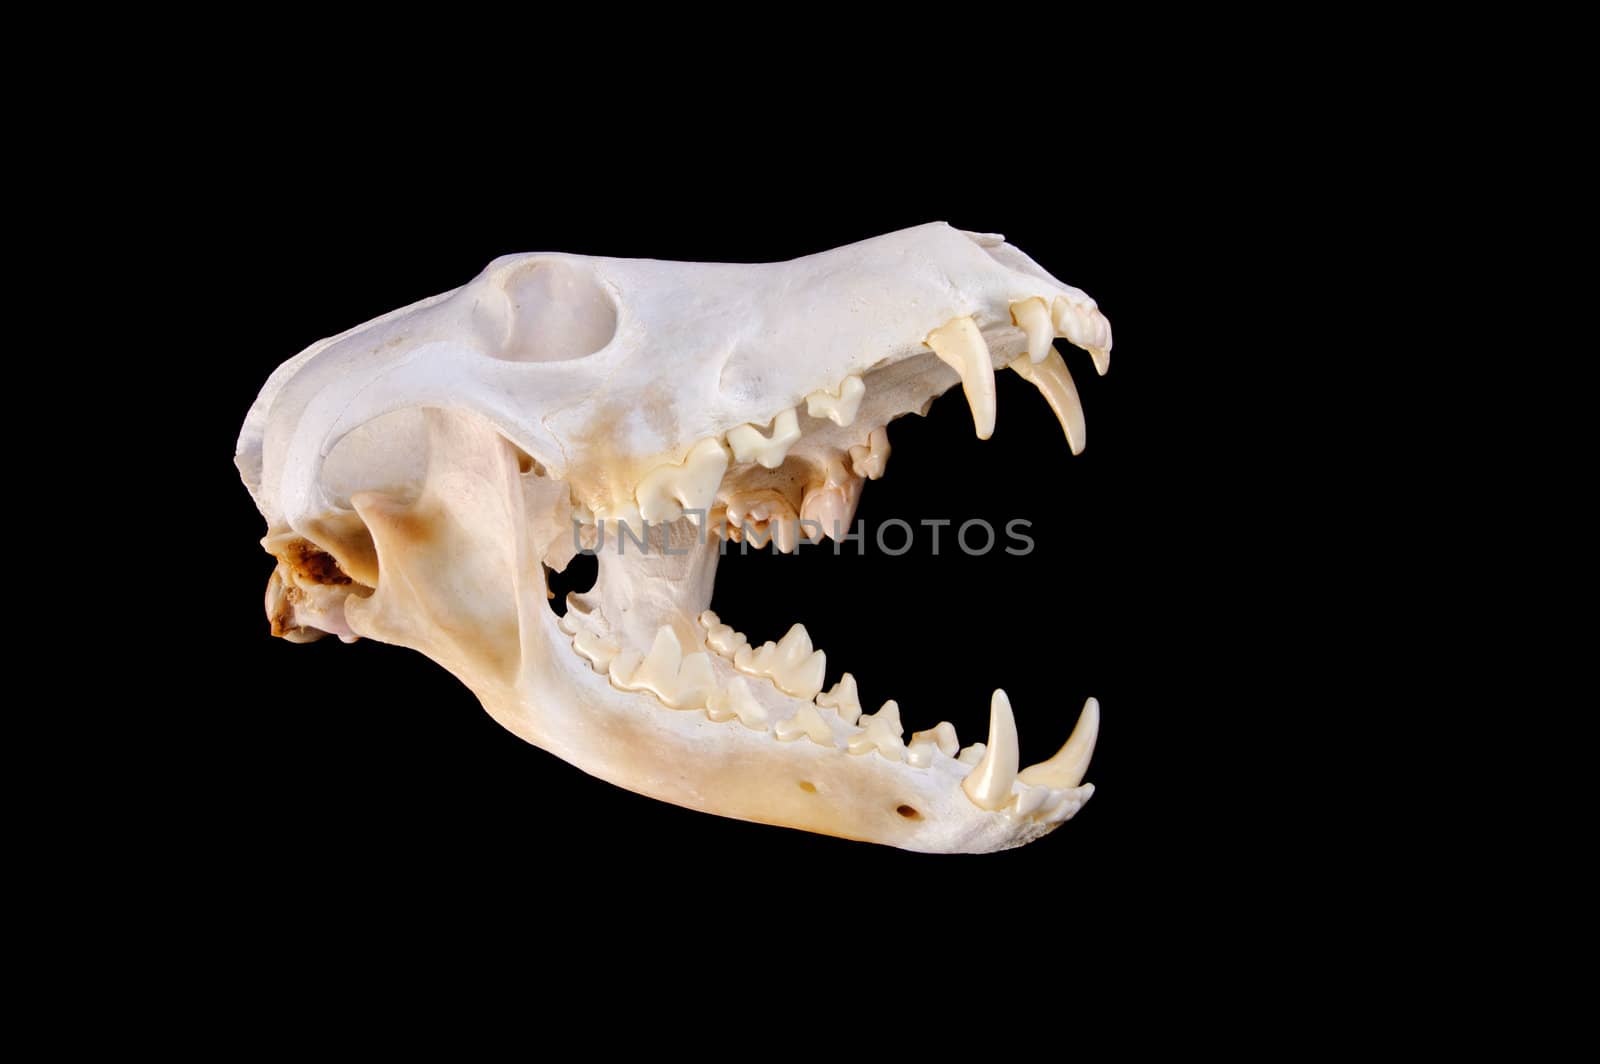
236;222;1112;853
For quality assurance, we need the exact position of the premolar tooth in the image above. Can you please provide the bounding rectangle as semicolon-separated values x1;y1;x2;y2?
847;700;905;760
926;315;997;439
1009;349;1086;455
727;408;802;468
957;743;986;766
816;673;863;725
706;677;769;730
1052;295;1112;376
1018;697;1099;789
636;437;731;523
1010;297;1054;364
804;375;865;426
847;427;890;480
572;630;619;672
906;721;960;768
774;703;834;746
961;689;1019;810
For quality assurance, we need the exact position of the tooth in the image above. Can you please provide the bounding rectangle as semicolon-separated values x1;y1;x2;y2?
816;673;862;725
572;630;619;672
1018;697;1099;789
1052;296;1112;376
734;624;826;700
608;649;642;689
706;677;770;730
1012;786;1049;817
961;689;1019;810
804;375;866;427
699;611;749;658
636;437;731;523
773;517;799;554
801;459;864;543
1009;349;1086;455
925;316;997;439
610;626;714;709
727;408;802;468
774;703;834;745
906;721;960;768
1010;297;1054;364
847;427;891;480
847;700;905;760
1042;783;1094;823
957;743;986;766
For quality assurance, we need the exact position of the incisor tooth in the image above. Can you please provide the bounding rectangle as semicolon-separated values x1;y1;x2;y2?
1018;697;1099;789
816;673;862;725
961;689;1019;810
727;408;802;468
572;630;619;672
1010;297;1054;364
774;703;834;745
1009;349;1086;455
1042;783;1094;823
1012;787;1049;817
906;721;960;768
847;700;905;760
636;437;731;522
847;427;890;480
804;375;865;427
1052;295;1112;376
926;316;997;439
706;677;769;730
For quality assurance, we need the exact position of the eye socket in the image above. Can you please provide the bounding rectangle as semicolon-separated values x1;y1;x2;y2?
481;259;617;363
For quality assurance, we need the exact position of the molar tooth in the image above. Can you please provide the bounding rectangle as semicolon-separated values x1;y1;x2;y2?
961;690;1019;810
847;700;905;760
734;625;825;700
706;677;769;730
1018;697;1099;789
727;408;802;468
1009;349;1086;455
847;427;890;480
816;673;863;725
906;721;960;768
572;630;619;672
804;375;865;427
636;437;731;523
1052;296;1112;376
699;610;749;658
1010;297;1054;364
774;703;834;745
925;315;997;439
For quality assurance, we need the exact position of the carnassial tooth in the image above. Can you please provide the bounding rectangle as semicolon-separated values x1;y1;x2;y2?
706;677;769;730
961;689;1019;810
774;703;834;745
926;315;997;439
1018;697;1099;789
733;624;826;700
1009;349;1086;455
804;375;865;427
906;721;960;768
816;673;863;725
636;437;731;522
847;700;905;760
611;626;714;709
1052;295;1112;376
727;408;802;468
847;426;890;481
1010;297;1054;364
572;630;619;672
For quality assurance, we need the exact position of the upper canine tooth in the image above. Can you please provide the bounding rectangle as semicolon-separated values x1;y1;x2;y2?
636;437;731;522
1009;349;1086;455
804;375;866;427
961;689;1019;810
847;427;890;480
1018;697;1099;789
774;702;834;745
727;408;802;468
1010;297;1054;364
706;677;769;730
847;700;905;760
1052;296;1112;376
925;316;997;440
906;721;960;768
816;673;863;725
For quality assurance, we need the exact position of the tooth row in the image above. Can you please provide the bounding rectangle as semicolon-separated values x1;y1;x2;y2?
804;375;865;427
566;615;1098;819
1009;295;1112;375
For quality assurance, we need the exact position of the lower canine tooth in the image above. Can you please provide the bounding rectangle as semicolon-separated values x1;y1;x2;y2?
961;689;1019;810
1009;349;1086;455
1018;697;1099;789
816;673;863;725
926;315;997;440
1010;297;1054;364
847;700;905;760
774;703;834;745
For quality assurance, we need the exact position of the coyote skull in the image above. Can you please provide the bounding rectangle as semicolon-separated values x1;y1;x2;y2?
237;222;1113;853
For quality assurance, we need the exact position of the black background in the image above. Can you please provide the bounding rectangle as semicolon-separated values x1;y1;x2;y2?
176;148;1273;957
